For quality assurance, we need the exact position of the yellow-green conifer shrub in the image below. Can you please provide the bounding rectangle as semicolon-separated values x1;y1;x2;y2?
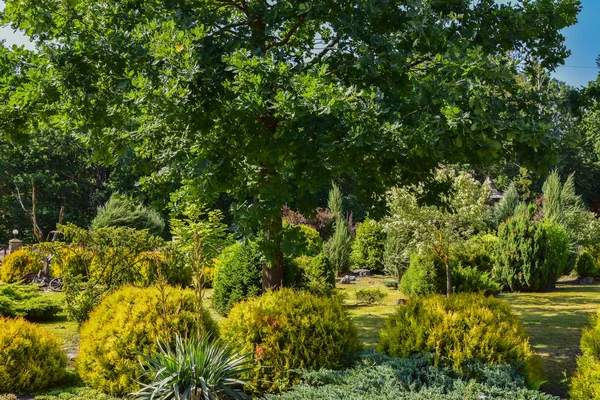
221;288;362;394
77;286;218;395
0;317;67;393
50;248;93;278
571;311;600;399
379;293;536;380
0;249;41;283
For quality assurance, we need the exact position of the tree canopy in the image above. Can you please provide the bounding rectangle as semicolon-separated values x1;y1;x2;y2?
0;0;582;286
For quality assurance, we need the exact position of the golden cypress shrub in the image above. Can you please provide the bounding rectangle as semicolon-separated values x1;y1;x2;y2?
0;249;42;283
50;248;93;278
221;288;361;393
77;285;218;395
0;317;67;393
571;311;600;399
378;293;536;380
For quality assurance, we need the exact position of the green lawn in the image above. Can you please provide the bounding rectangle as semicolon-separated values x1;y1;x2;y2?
500;284;600;398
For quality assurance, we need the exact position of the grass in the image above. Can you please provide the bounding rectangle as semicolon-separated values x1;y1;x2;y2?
337;276;404;348
37;291;79;362
500;284;600;398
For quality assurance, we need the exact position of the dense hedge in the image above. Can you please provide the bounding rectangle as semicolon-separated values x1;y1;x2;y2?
221;289;361;393
495;212;570;291
0;249;41;283
212;241;264;315
0;318;67;393
350;218;385;273
77;286;218;395
0;283;61;320
570;310;600;399
378;294;536;380
266;352;555;400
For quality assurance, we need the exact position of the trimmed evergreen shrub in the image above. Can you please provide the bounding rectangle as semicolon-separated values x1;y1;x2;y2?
350;218;385;273
571;311;600;399
0;248;41;283
212;241;264;315
576;251;599;278
355;288;387;305
0;283;61;320
91;193;165;236
282;223;323;257
289;254;335;296
221;289;362;393
495;210;570;291
378;294;536;381
399;253;445;297
77;285;218;395
266;351;556;400
0;317;67;393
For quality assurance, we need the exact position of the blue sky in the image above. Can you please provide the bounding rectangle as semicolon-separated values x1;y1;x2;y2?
0;0;599;88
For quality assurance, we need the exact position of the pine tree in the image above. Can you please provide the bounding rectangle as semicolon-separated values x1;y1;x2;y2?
493;182;520;226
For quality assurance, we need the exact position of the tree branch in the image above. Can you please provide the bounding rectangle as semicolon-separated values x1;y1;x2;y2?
263;15;306;52
307;35;340;66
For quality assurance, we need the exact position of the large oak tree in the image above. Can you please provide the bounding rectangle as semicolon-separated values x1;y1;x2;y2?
0;0;580;287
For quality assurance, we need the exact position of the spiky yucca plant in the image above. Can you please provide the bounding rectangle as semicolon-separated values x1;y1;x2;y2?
132;335;251;400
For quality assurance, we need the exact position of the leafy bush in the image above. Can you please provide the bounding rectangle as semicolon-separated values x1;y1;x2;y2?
221;288;362;393
212;241;264;315
495;210;570;291
383;279;398;289
453;234;499;273
0;317;67;393
355;288;387;305
134;334;251;399
576;251;599;278
350;218;385;273
0;283;61;320
399;253;446;297
266;351;556;400
45;223;164;323
0;248;41;283
378;294;535;381
282;222;323;257
571;311;600;399
451;264;502;296
34;388;117;399
134;249;193;287
91;193;165;236
77;285;218;395
50;248;93;278
290;254;335;295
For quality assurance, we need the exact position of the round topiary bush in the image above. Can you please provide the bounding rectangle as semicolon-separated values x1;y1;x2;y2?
571;311;600;399
576;251;599;278
221;288;362;393
399;253;446;297
282;222;323;257
0;249;41;283
77;285;218;395
0;317;67;393
212;241;263;315
350;218;385;273
378;293;535;379
290;253;335;295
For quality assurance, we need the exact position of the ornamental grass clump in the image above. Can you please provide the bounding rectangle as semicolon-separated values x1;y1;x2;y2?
133;335;252;400
221;288;361;393
378;293;537;383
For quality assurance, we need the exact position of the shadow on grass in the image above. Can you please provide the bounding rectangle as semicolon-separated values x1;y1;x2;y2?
501;285;600;398
347;309;387;349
